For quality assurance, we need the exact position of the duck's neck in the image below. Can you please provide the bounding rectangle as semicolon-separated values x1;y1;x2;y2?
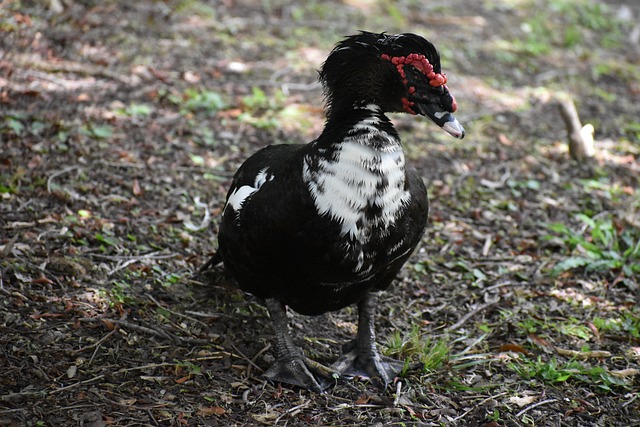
303;103;410;242
319;103;400;150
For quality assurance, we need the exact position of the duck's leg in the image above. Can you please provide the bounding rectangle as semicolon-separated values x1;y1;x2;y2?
263;298;335;392
332;292;404;387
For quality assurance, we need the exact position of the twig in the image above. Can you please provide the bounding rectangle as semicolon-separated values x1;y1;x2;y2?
229;342;265;374
447;299;499;332
49;374;105;394
621;393;639;408
147;294;209;328
89;251;176;261
451;392;508;421
18;57;132;84
183;196;211;232
274;400;311;424
71;328;118;355
47;165;81;193
78;317;208;345
247;343;271;378
557;95;594;160
515;398;558;418
393;381;403;407
1;232;20;257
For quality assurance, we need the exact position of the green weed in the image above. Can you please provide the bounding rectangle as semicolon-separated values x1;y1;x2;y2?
385;325;449;373
546;213;640;278
179;88;226;114
100;281;135;306
510;355;630;392
238;86;287;129
593;313;640;339
116;103;153;117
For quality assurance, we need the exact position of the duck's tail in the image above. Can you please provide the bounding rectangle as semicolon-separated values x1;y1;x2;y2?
198;251;223;274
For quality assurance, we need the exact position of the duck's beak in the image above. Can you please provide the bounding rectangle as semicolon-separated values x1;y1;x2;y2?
415;101;465;139
404;65;465;139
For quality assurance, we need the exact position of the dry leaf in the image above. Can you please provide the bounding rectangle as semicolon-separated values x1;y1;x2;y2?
509;395;536;407
355;395;371;405
175;375;190;384
100;318;115;330
529;334;554;349
198;406;226;416
499;343;529;355
132;179;142;196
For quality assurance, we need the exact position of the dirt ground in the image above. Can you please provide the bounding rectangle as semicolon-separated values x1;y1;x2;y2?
1;0;639;426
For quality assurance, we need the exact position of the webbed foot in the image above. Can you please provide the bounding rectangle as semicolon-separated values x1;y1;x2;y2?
264;355;336;392
332;348;404;387
263;298;338;392
332;292;406;388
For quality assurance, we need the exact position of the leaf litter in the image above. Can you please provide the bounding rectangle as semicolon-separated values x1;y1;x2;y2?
1;1;639;426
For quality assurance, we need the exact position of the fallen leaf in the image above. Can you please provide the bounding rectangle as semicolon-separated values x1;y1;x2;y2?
499;343;529;355
509;395;536;407
32;276;54;285
30;312;65;319
529;334;554;349
132;179;142;196
100;319;115;330
175;375;190;384
356;395;371;405
198;406;226;416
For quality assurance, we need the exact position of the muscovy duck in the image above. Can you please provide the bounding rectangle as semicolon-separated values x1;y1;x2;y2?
202;31;464;391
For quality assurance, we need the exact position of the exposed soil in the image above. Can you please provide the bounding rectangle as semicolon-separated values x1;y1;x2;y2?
1;1;639;426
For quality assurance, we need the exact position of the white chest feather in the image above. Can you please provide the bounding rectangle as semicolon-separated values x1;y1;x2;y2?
303;131;410;243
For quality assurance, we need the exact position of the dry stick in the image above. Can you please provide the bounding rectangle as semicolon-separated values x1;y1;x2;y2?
557;96;593;160
78;317;208;345
446;299;499;333
47;165;82;193
515;398;559;418
106;252;179;276
147;294;209;329
274;400;311;424
229;342;264;374
1;232;20;257
451;392;508;422
47;357;231;396
18;57;132;84
71;328;118;354
247;343;272;379
49;374;106;394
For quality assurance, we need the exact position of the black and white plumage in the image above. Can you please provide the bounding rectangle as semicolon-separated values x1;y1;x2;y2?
203;32;464;391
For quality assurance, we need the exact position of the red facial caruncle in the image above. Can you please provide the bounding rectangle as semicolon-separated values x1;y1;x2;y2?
381;53;457;115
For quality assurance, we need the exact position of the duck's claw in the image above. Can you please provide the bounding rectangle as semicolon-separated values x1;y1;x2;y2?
332;349;404;388
264;356;336;392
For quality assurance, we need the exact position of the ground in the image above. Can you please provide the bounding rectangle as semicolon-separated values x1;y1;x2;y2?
1;0;639;426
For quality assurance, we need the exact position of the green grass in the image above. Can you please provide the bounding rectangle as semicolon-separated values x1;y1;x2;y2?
545;213;640;279
385;325;450;374
509;355;631;392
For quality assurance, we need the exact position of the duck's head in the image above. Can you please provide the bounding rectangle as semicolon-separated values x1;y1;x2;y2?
320;31;465;139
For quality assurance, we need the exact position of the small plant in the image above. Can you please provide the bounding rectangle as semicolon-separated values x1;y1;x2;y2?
385;325;449;374
238;86;287;129
117;103;153;117
180;88;226;114
509;355;630;392
100;281;135;306
546;213;640;279
593;313;640;339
